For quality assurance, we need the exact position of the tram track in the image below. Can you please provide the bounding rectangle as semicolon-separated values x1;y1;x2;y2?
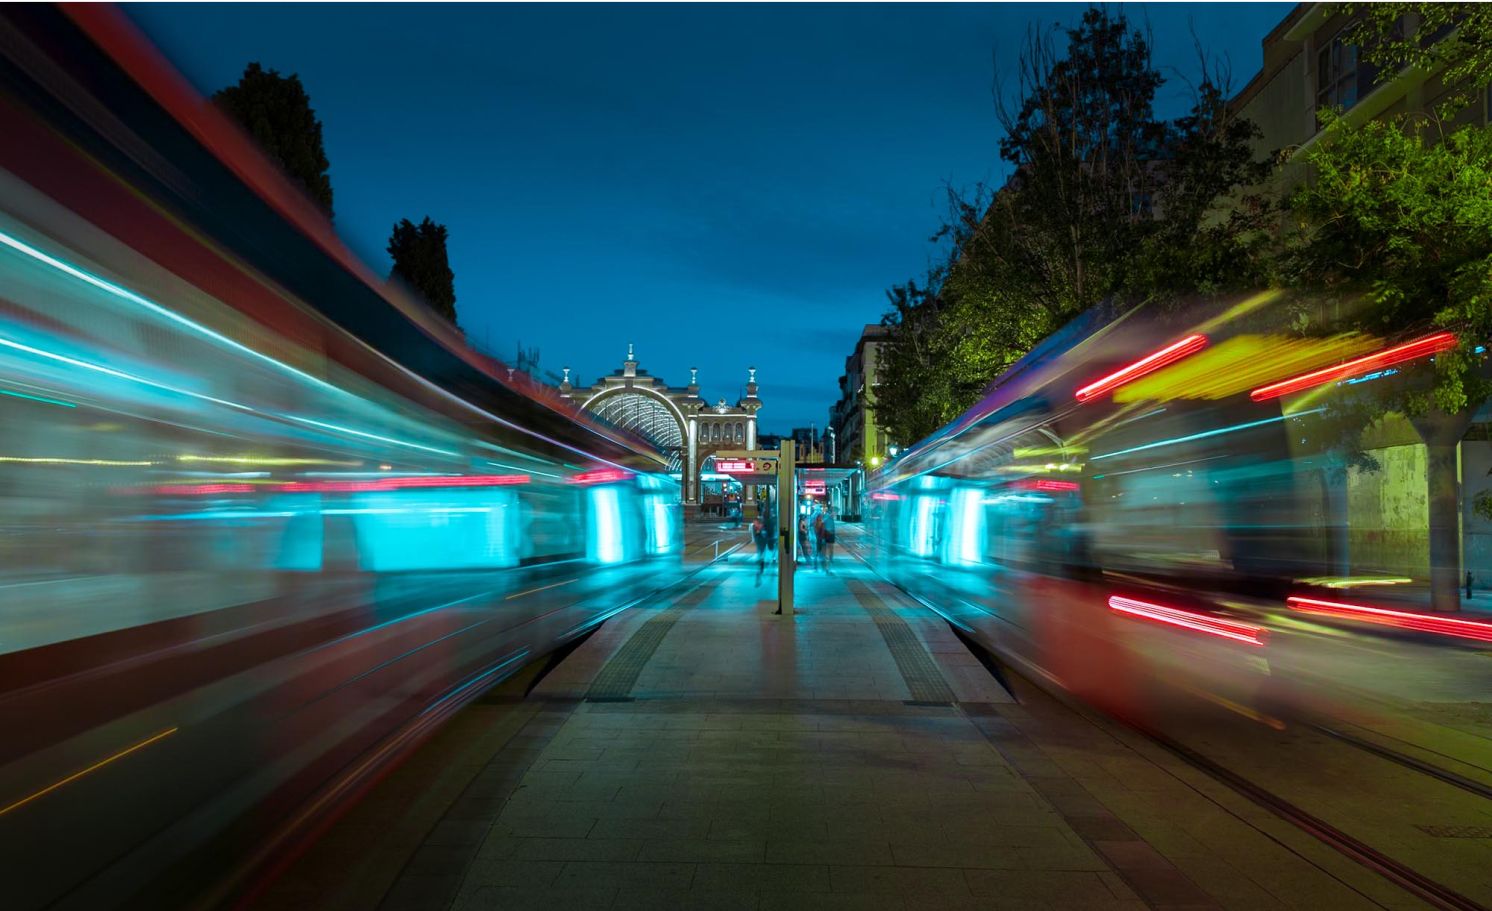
851;551;1491;911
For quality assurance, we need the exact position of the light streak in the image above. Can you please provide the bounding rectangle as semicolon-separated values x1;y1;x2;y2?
0;456;154;466
1286;595;1492;643
1029;479;1079;492
1090;409;1324;462
0;727;178;817
1250;332;1457;401
0;388;76;408
0;229;344;396
277;474;529;493
1075;334;1208;402
280;415;460;457
570;468;632;485
176;455;362;467
1108;595;1268;646
1295;576;1413;588
505;578;579;600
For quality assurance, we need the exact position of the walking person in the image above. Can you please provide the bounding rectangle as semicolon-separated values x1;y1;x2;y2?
798;513;813;567
752;512;769;585
819;509;836;571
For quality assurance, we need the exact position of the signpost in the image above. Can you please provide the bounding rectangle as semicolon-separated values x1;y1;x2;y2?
714;444;795;615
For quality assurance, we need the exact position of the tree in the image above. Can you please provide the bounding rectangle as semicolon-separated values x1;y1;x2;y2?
1128;79;1278;302
1349;3;1492;116
991;7;1168;319
876;276;955;446
387;217;458;323
874;10;1271;444
213;62;334;216
1286;112;1492;610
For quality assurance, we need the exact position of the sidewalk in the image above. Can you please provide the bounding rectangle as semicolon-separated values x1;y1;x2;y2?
253;542;1422;911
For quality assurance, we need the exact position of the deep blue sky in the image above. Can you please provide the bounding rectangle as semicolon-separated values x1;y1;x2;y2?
132;3;1290;433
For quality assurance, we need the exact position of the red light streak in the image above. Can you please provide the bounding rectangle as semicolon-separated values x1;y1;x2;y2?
278;474;530;493
150;483;257;496
1250;332;1458;402
1010;478;1079;492
1075;334;1208;403
569;469;632;485
1108;595;1268;646
1286;595;1492;643
869;491;901;501
143;475;535;495
1033;479;1079;492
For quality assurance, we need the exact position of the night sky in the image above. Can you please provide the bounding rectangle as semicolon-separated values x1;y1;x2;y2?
131;3;1291;433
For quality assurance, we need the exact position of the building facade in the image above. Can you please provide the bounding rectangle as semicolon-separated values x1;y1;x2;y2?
560;345;761;506
1233;4;1491;192
828;324;892;471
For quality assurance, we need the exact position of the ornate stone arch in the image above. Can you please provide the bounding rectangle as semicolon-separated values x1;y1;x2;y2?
580;385;689;472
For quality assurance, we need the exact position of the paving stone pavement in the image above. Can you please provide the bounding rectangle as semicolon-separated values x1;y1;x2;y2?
254;531;1418;911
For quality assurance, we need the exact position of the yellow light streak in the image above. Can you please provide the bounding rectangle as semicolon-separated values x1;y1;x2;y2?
0;727;178;817
504;578;579;601
1296;576;1413;588
1114;334;1378;404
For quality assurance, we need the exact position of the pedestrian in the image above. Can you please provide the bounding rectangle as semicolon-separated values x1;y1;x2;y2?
819;509;836;571
752;512;769;583
798;513;812;566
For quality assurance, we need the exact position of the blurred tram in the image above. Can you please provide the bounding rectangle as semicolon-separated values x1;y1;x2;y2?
0;7;680;909
867;288;1480;725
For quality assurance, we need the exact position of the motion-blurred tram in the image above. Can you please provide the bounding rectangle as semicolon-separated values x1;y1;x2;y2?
867;289;1478;724
0;7;681;909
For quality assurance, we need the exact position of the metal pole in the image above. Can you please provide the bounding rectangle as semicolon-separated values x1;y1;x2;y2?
777;440;795;615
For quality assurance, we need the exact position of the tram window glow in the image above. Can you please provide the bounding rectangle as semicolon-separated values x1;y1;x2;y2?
650;495;674;554
589;486;624;564
910;494;936;558
945;487;986;566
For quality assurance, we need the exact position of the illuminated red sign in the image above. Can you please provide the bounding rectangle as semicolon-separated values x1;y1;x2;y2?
716;460;755;473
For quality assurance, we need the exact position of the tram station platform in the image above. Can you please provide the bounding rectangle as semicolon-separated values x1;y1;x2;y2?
252;529;1409;911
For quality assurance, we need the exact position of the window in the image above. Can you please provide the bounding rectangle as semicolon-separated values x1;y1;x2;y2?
1317;31;1360;110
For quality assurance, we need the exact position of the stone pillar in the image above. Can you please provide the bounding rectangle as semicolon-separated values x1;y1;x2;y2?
686;416;698;504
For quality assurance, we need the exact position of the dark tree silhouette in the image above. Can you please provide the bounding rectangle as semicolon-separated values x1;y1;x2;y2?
213;62;334;216
387;217;458;323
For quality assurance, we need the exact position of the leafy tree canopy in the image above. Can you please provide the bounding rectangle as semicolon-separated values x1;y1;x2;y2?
874;9;1271;447
1286;112;1492;417
213;62;334;216
388;217;458;324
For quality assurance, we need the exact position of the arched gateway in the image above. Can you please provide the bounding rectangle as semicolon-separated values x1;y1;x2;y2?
561;344;762;505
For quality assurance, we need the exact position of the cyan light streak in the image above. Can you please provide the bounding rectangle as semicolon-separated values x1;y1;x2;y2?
282;414;459;457
0;229;344;397
0;387;75;408
1090;409;1325;462
0;335;249;412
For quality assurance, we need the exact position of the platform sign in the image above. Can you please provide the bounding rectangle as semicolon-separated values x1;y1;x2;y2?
713;450;777;480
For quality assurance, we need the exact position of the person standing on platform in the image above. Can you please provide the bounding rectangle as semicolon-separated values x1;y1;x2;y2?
818;509;836;571
752;512;769;584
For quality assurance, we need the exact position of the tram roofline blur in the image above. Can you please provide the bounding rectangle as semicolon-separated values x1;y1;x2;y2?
2;5;662;473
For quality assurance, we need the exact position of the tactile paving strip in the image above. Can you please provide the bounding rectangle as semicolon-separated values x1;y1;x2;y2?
584;577;720;701
846;579;957;705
